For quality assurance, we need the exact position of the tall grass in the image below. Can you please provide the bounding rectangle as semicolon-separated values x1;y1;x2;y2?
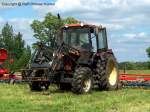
0;84;150;112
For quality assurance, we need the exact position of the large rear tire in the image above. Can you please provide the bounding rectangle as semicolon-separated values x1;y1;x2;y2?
97;55;119;90
72;67;93;94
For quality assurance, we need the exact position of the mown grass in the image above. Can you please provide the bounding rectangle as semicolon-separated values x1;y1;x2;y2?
0;84;150;112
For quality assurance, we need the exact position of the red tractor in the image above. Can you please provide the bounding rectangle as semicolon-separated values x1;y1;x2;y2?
22;23;119;94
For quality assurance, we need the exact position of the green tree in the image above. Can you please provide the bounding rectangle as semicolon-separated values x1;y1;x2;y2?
31;12;79;49
13;32;25;59
64;17;79;24
15;46;31;70
1;23;14;51
146;47;150;59
0;23;31;71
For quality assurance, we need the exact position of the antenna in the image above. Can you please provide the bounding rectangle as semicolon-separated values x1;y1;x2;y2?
57;13;61;20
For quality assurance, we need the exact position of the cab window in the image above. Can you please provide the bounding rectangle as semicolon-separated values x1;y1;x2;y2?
98;29;107;49
91;33;97;52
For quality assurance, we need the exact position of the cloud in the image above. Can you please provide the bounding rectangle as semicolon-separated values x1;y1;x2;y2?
109;32;149;62
117;32;149;44
32;0;150;32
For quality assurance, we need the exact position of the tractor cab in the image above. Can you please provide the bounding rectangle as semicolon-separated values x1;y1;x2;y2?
57;24;108;64
59;23;108;53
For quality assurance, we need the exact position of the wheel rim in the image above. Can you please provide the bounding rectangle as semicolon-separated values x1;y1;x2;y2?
83;78;91;92
108;61;118;86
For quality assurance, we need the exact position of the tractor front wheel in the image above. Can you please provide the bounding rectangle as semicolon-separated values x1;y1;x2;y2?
72;67;93;94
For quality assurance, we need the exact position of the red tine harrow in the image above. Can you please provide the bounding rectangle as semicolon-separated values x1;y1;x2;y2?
119;73;150;87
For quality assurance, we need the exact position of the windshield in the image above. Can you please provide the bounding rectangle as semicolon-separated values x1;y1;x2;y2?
63;28;90;50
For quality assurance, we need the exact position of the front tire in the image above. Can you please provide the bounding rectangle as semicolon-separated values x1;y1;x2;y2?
72;67;93;94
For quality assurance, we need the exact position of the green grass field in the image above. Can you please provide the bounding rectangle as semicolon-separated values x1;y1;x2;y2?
0;70;150;112
0;84;150;112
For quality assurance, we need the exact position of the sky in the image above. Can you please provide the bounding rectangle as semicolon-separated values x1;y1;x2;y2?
0;0;150;62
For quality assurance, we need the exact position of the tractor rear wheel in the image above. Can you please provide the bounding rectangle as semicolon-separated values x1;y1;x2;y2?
72;67;93;94
97;55;119;90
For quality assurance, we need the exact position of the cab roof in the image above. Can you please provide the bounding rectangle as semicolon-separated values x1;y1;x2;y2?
63;23;103;29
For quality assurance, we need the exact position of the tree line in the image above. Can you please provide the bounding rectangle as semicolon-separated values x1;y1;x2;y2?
119;61;150;70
